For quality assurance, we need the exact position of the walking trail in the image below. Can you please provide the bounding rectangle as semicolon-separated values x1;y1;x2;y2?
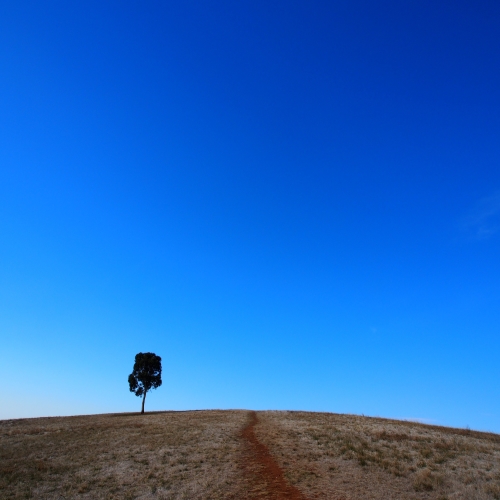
240;411;309;500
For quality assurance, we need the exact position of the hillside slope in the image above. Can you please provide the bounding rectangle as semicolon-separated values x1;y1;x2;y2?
1;410;499;499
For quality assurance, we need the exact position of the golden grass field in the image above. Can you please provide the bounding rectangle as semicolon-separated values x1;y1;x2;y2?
1;410;499;499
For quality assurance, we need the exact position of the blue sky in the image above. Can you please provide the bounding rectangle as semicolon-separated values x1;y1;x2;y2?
1;1;499;432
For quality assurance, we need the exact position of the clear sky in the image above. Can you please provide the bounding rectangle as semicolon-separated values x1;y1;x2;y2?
1;1;499;432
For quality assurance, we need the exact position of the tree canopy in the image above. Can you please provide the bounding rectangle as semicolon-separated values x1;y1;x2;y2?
128;352;162;414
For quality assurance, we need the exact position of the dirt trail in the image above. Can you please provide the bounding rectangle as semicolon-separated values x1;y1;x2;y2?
240;411;309;500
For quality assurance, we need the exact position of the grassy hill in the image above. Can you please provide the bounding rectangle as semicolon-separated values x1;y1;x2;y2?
1;410;499;499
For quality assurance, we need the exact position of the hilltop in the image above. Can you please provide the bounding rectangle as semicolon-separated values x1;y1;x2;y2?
1;410;499;499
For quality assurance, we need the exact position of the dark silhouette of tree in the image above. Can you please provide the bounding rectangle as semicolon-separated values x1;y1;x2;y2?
128;352;162;414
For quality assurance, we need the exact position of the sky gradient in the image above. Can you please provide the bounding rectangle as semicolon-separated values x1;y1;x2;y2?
1;1;499;432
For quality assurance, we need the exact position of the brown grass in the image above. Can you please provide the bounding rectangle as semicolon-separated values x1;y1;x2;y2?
256;411;500;500
0;410;250;499
1;410;499;499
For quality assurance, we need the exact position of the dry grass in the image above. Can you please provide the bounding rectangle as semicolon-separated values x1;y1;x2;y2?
2;410;499;499
256;411;500;500
0;410;250;499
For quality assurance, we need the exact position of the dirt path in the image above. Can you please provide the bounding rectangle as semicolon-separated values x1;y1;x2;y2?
240;411;309;500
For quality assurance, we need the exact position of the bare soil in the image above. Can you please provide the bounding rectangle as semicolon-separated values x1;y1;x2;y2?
1;410;499;499
239;411;308;499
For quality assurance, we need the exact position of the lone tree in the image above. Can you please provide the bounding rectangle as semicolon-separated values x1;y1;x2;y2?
128;352;162;414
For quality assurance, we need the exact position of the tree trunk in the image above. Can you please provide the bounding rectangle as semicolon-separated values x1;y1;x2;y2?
141;391;147;414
